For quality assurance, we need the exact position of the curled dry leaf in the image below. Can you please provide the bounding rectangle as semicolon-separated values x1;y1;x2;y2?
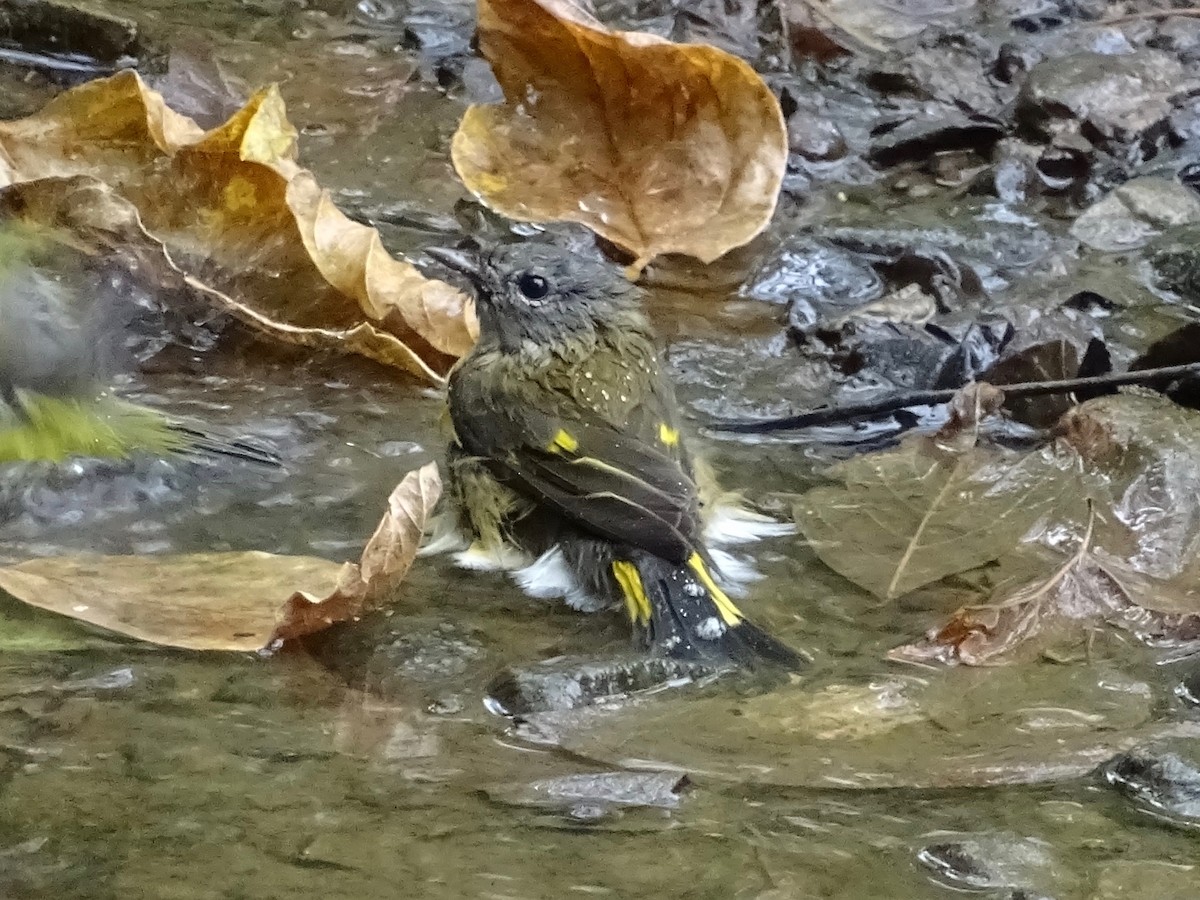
0;463;441;651
0;70;475;382
452;0;787;267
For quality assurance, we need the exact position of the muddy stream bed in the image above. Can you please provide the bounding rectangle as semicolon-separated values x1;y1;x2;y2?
3;1;1200;897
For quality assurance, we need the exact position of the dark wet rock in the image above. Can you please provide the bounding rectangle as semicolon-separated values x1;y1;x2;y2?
1176;668;1200;707
789;113;848;163
1181;161;1200;196
821;232;985;309
485;770;689;814
867;37;1007;121
820;212;1057;295
992;39;1031;84
1072;336;1115;401
1033;140;1091;196
917;833;1057;895
743;237;882;319
931;316;1018;388
486;655;721;716
774;80;884;188
1102;747;1200;826
1071;178;1200;252
1016;50;1191;158
804;311;1014;395
1148;227;1200;301
0;0;158;76
666;0;770;67
868;111;1006;169
1151;15;1200;66
1004;0;1074;34
981;339;1079;427
1128;322;1200;410
785;16;851;65
304;606;490;708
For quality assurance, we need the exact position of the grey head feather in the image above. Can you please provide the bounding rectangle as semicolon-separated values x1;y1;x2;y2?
434;243;645;353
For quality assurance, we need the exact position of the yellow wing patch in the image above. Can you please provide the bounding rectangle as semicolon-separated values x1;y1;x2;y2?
658;423;680;447
687;553;744;626
611;560;652;625
547;428;579;454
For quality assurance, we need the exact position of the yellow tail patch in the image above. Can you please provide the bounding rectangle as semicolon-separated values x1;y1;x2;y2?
547;428;578;454
658;423;680;447
611;560;652;625
687;553;745;626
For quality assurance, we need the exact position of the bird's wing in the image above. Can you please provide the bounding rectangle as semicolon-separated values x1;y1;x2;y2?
450;382;701;564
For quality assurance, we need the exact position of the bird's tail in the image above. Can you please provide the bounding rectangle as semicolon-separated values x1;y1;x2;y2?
611;550;804;670
0;392;280;467
164;419;282;467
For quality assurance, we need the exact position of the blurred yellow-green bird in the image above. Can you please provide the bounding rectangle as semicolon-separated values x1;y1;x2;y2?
0;221;279;466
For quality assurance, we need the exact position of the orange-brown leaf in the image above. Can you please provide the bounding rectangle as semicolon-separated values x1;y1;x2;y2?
0;71;475;382
452;0;787;267
0;464;441;652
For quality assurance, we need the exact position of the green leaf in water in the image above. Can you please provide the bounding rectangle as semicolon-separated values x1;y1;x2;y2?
794;434;1078;601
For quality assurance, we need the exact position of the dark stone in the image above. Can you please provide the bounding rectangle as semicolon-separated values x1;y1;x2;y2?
868;112;1006;169
1128;323;1200;410
1103;748;1200;825
1017;50;1191;155
486;655;721;715
789;113;848;162
0;0;160;76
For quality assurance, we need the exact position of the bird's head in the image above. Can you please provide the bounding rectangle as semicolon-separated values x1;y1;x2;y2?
427;243;643;353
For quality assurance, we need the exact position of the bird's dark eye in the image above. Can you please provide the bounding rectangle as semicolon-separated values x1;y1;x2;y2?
516;272;550;301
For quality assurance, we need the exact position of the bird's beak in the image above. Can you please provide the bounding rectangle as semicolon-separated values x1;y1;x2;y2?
425;247;484;288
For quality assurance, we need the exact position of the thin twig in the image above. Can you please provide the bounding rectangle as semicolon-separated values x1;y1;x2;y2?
1102;8;1200;26
714;362;1200;433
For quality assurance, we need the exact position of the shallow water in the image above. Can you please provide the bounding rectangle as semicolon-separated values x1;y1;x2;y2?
3;2;1200;898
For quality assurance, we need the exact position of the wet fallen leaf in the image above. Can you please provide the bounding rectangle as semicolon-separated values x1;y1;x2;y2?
889;514;1192;666
536;664;1200;790
1093;861;1200;900
794;435;1076;600
894;395;1200;664
0;463;440;651
452;0;787;267
0;70;475;382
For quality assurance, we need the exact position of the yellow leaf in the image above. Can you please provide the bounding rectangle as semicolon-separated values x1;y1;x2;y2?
452;0;787;265
0;463;442;651
0;71;476;382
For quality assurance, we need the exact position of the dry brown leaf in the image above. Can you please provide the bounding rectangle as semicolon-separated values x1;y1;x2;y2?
0;463;441;651
0;70;475;382
452;0;787;267
277;461;441;641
